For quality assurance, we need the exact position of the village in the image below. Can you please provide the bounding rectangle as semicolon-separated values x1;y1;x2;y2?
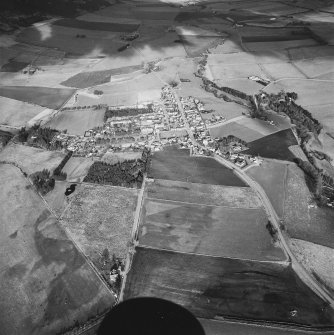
52;85;261;169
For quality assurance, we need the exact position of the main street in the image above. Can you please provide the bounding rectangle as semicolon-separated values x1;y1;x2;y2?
171;88;334;310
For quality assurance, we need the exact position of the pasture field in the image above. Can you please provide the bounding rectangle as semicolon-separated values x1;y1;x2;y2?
0;60;28;72
102;151;142;165
124;247;334;326
283;164;334;248
147;179;262;208
0;97;45;127
148;148;247;187
305;104;334;134
0;86;75;109
61;65;143;88
242;128;298;161
244;39;318;52
288;46;334;60
293;58;334;78
62;157;95;182
246;160;288;217
61;184;138;267
261;62;305;80
180;35;225;57
47;108;105;135
235;117;281;135
213;78;263;95
290;239;334;295
209;122;264;142
16;25;125;56
53;18;140;32
264;79;334;107
139;198;285;261
0;143;65;175
0;164;114;335
208;63;266;80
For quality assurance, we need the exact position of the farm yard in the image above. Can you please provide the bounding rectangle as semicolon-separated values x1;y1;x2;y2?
0;86;75;109
242;129;298;161
61;184;138;268
139;198;285;261
0;143;65;175
0;164;114;335
148;147;247;187
47;108;105;135
147;179;262;208
124;247;334;326
247;160;288;218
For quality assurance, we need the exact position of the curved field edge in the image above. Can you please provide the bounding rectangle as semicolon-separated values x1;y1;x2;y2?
0;164;114;335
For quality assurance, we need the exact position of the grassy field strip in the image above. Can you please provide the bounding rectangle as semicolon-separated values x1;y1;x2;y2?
119;176;146;302
145;196;263;210
138;244;290;265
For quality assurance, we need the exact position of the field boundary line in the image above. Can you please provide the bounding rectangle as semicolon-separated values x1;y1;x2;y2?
137;244;289;265
145;196;263;210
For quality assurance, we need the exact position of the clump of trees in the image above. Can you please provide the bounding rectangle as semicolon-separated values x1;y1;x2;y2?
93;90;103;95
30;169;55;195
84;148;151;188
266;220;278;242
17;124;61;150
104;105;154;121
215;135;247;152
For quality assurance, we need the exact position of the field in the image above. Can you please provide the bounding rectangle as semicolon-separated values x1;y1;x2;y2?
62;156;95;182
139;198;285;261
0;86;76;109
47;108;105;135
0;60;28;72
244;39;318;52
124;247;334;326
0;96;45;127
148;148;247;187
61;65;143;88
264;79;334;107
180;35;225;57
213;78;264;95
61;184;138;266
147;179;262;208
0;143;65;175
44;181;78;217
209;121;264;142
290;239;334;295
242;129;298;161
261;62;305;80
283;164;334;248
0;164;114;335
101;151;142;164
53;18;140;32
247;160;288;217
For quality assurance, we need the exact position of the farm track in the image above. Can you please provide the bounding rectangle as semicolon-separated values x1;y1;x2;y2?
118;175;146;302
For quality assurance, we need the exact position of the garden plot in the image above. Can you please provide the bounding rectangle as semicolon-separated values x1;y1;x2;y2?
139;198;285;261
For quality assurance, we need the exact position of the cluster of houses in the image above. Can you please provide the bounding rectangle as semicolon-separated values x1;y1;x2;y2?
161;86;185;131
